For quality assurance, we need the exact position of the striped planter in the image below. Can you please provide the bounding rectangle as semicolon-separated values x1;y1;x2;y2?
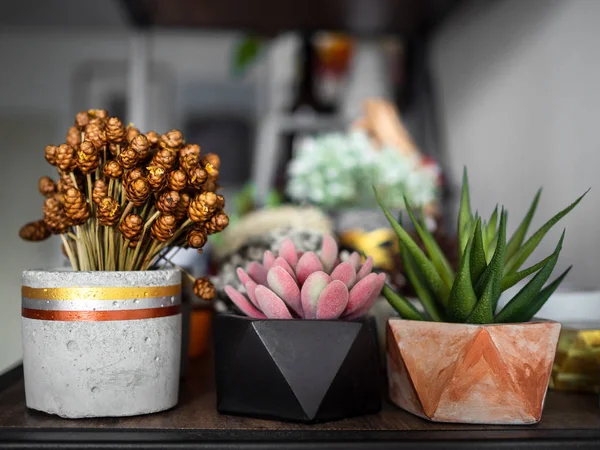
21;269;182;418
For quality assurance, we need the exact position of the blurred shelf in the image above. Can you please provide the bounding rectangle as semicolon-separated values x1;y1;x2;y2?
1;355;600;449
120;0;463;36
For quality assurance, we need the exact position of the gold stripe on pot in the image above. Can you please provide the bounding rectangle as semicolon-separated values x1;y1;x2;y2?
21;285;180;301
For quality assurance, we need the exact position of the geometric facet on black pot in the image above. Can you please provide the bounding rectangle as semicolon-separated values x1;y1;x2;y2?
214;314;381;423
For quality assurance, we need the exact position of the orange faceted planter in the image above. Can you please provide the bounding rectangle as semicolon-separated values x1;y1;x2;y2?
387;319;561;425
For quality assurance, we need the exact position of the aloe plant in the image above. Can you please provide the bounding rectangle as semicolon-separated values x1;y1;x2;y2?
376;169;587;324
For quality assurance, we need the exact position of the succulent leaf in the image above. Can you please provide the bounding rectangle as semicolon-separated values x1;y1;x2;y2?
244;279;259;308
247;261;267;285
470;218;487;286
458;167;472;255
267;266;302;316
262;250;276;271
405;196;454;287
225;285;266;318
320;234;338;273
381;284;426;321
400;242;444;321
316;280;349;319
301;272;331;319
494;232;564;323
511;266;572;323
345;273;386;320
500;253;554;292
485;205;499;259
279;238;299;268
296;252;325;285
466;273;495;324
505;189;541;263
273;256;297;281
330;261;357;288
346;273;380;316
448;231;478;323
473;209;507;311
255;285;293;319
504;190;587;275
356;256;374;281
236;267;253;286
375;186;450;305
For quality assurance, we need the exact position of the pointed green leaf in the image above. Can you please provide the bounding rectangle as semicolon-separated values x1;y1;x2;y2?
375;187;450;305
400;243;444;321
504;190;587;275
505;189;541;263
470;218;487;285
500;252;554;292
494;232;564;323
515;266;572;323
382;284;426;321
448;232;478;322
458;168;472;256
474;209;507;312
405;197;454;287
467;273;495;324
486;205;498;246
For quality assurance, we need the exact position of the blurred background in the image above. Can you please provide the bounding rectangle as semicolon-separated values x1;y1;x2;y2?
1;0;599;374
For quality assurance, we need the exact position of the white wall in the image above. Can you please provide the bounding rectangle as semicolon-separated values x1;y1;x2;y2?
432;0;600;289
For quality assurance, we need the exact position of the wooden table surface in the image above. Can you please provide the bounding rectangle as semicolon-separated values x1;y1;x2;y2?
1;356;600;449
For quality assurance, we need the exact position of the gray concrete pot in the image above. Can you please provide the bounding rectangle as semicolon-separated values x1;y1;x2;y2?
21;269;182;418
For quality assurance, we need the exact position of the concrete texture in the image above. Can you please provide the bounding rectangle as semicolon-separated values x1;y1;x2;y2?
21;270;182;418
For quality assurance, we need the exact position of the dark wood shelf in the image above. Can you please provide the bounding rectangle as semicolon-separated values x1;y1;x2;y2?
1;355;600;449
120;0;463;36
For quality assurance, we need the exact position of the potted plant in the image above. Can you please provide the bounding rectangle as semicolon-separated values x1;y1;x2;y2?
214;235;384;423
18;109;228;418
375;169;586;425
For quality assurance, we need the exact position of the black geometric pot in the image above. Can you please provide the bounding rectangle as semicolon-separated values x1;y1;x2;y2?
213;314;381;423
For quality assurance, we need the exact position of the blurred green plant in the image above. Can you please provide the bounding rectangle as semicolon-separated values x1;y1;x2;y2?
377;169;587;324
232;36;264;77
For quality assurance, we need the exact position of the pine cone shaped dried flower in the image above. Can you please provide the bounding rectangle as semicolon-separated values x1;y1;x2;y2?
76;141;100;174
66;126;81;148
131;134;150;161
123;167;145;186
189;192;218;223
104;160;124;179
126;178;150;206
151;214;176;242
84;123;107;149
38;176;57;198
179;144;200;172
151;148;177;171
75;111;90;130
117;147;139;169
58;172;77;193
160;130;184;149
175;192;191;221
92;179;108;205
106;117;126;143
168;169;187;191
205;210;229;234
146;165;167;192
119;213;143;241
56;144;76;172
188;166;207;189
186;226;207;249
63;187;90;225
19;220;51;241
45;145;58;166
201;152;220;170
205;163;219;182
126;125;140;143
88;109;108;121
156;190;181;214
145;131;160;148
97;196;121;227
193;277;215;301
203;179;218;192
216;194;225;210
43;197;70;234
108;143;120;156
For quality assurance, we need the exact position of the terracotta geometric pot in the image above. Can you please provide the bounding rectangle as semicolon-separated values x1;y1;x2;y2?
387;318;561;425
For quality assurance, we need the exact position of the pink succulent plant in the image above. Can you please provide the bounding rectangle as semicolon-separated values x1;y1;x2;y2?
225;235;386;320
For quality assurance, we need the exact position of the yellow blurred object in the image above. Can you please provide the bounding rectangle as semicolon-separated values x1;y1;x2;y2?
339;228;398;271
551;326;600;394
188;308;212;359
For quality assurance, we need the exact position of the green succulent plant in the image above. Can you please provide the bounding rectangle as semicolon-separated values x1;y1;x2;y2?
376;169;587;324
